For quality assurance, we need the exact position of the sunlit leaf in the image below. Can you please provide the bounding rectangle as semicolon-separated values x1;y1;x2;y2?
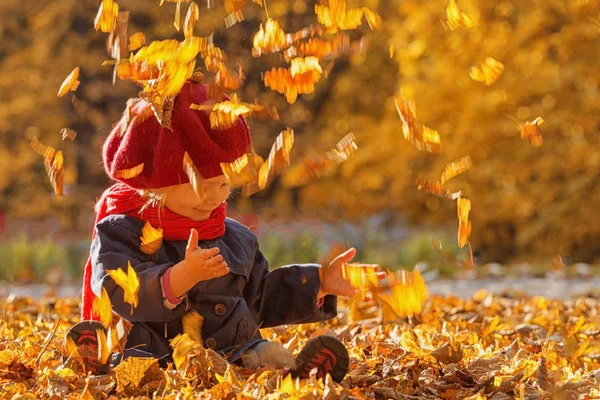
257;128;294;189
282;132;357;188
520;117;544;147
184;2;199;40
182;310;204;345
30;136;64;196
457;196;472;248
445;0;473;31
107;261;140;314
114;163;144;180
395;96;441;153
94;0;119;33
92;287;113;328
183;151;205;199
128;32;146;51
139;221;163;255
315;0;364;32
57;67;80;98
470;57;504;85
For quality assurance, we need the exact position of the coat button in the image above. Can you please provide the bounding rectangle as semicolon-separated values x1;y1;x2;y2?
214;303;226;316
206;338;217;349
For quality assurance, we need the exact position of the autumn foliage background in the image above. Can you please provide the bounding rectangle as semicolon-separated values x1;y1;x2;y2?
0;0;599;268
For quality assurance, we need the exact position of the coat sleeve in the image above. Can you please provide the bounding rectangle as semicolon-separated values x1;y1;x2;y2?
90;215;189;323
244;240;337;328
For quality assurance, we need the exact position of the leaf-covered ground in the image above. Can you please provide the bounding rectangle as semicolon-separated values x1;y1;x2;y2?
1;290;599;399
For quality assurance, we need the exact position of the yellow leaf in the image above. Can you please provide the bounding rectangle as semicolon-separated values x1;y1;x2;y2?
184;2;199;40
182;310;204;345
114;163;144;180
92;287;113;328
96;328;111;365
470;57;504;85
457;196;472;248
520;117;544;147
128;32;146;51
94;0;119;33
140;221;163;255
107;262;140;314
183;151;205;199
445;0;473;31
257;128;294;190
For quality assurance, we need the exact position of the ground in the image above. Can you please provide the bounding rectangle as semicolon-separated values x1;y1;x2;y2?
0;289;599;399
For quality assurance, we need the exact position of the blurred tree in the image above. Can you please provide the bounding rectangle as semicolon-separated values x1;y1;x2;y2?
0;0;598;263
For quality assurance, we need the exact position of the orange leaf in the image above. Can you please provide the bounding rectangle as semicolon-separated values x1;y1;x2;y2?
128;32;146;51
57;67;80;98
520;117;544;147
252;19;287;56
258;128;294;189
281;132;357;188
30;136;64;196
440;156;472;185
114;163;145;179
395;95;441;153
457;196;472;248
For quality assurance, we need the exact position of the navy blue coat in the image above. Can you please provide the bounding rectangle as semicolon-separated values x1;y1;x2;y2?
90;215;337;364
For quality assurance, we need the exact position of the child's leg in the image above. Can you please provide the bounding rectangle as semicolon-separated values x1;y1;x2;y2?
62;321;110;375
240;340;296;369
295;336;349;383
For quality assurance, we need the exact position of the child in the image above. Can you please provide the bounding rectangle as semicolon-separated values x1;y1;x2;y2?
67;81;382;382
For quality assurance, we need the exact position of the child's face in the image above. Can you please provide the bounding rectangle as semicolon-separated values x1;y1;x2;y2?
163;176;230;221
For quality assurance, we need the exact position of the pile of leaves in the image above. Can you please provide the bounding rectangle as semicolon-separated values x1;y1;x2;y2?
1;290;599;399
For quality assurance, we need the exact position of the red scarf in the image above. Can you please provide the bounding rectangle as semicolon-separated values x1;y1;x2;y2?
81;183;226;321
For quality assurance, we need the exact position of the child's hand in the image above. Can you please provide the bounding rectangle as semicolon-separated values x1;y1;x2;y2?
183;228;230;282
317;248;386;298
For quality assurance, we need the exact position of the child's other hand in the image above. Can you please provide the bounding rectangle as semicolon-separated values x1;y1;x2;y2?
184;228;230;282
317;248;386;298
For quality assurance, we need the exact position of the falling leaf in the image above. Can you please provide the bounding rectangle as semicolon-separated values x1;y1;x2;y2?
315;0;364;32
183;151;205;199
139;221;163;255
92;287;113;328
440;156;473;185
257;128;294;189
94;0;119;33
252;19;287;56
376;267;429;319
96;328;111;365
361;7;382;31
281;132;357;188
184;2;199;40
470;57;504;85
457;196;472;248
30;136;64;196
445;0;473;31
60;128;77;142
520;117;544;146
114;163;144;180
264;57;322;103
415;178;462;200
395;96;441;153
182;310;204;345
220;152;264;188
342;263;380;297
128;32;146;51
57;67;80;98
107;261;140;314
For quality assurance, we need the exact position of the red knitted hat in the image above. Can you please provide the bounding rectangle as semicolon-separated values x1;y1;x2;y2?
103;81;251;189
